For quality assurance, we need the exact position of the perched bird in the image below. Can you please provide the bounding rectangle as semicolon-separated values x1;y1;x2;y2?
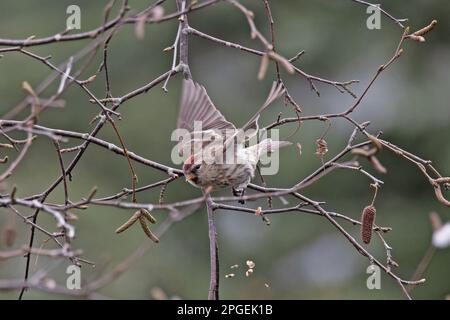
177;78;290;199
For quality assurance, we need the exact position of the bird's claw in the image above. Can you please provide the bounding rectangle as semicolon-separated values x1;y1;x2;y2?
232;187;246;204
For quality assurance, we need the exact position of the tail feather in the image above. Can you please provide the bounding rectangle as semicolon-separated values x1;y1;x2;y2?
258;139;292;155
246;138;291;164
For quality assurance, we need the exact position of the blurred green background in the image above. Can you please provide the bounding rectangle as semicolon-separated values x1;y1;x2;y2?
0;0;449;299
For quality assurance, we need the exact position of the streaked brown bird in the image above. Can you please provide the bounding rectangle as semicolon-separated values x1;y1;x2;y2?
177;79;290;200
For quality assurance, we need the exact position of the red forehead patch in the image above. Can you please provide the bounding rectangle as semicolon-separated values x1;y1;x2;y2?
183;155;195;172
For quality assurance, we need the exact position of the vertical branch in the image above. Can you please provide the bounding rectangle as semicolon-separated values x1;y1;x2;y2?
406;245;436;295
176;0;192;79
262;0;280;82
177;0;218;299
53;140;69;206
203;191;219;300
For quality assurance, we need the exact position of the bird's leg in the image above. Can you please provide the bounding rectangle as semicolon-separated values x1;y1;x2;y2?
238;188;246;204
232;186;246;204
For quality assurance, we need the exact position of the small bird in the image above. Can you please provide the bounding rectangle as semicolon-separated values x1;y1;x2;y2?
177;79;290;200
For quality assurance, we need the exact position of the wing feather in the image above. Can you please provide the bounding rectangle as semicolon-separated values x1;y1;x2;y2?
177;79;236;132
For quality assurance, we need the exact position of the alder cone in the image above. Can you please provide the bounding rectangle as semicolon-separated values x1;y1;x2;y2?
361;205;376;244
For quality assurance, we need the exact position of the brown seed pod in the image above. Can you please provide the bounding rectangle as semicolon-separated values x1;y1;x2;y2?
0;143;14;149
367;134;383;150
115;210;141;234
361;205;376;244
315;138;328;158
141;208;157;224
369;155;387;174
267;51;295;75
257;54;269;81
159;183;168;205
296;142;302;156
413;20;437;36
139;216;160;243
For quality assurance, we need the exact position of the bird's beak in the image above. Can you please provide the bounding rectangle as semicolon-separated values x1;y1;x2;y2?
185;173;196;182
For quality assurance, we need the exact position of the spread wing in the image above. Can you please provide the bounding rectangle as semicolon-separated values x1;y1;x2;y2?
177;79;236;132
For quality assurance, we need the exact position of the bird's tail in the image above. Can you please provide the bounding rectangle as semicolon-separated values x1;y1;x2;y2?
246;138;291;163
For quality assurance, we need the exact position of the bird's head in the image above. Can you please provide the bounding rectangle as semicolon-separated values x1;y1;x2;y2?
182;155;202;187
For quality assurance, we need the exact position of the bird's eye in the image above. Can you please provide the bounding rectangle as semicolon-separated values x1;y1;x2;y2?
192;164;201;172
